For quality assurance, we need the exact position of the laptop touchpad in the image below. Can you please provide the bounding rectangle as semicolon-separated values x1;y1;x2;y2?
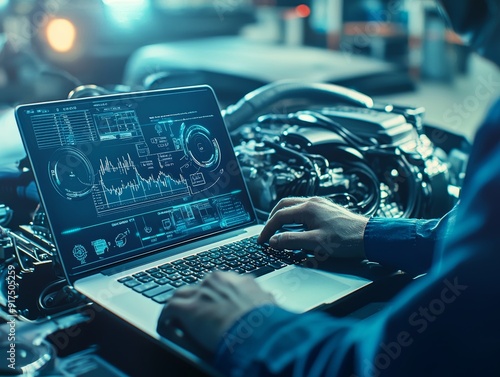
256;266;353;313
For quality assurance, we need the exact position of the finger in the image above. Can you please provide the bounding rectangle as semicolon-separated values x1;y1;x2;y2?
158;294;193;325
268;229;321;251
158;285;198;324
201;271;276;309
200;271;249;301
267;197;308;219
258;202;309;243
159;283;221;325
199;270;229;288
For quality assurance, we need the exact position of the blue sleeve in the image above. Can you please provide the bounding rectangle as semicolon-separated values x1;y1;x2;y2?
214;99;500;377
363;207;457;276
214;305;357;377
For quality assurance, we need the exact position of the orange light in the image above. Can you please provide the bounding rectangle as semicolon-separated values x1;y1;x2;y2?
46;18;76;53
295;4;311;18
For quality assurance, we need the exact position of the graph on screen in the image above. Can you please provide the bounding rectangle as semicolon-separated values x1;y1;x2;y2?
92;153;190;214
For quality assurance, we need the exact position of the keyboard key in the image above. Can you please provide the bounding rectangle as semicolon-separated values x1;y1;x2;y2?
151;272;165;279
118;276;132;283
249;266;275;278
193;271;206;279
160;267;176;274
152;290;175;304
201;262;215;269
155;277;171;285
182;276;197;284
143;284;174;298
242;264;257;272
254;260;268;267
269;261;287;269
198;251;211;257
133;281;158;293
166;273;182;281
137;276;154;283
123;279;141;288
170;280;186;288
173;263;189;270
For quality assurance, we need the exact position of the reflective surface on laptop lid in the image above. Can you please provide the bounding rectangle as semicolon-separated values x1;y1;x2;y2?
15;86;256;279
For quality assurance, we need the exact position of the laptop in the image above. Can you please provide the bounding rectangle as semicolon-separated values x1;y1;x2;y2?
15;85;371;373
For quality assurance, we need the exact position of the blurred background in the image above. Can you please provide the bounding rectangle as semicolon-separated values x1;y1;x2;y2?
1;0;499;140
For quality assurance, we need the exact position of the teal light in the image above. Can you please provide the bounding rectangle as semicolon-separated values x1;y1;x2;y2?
102;0;150;26
62;227;82;235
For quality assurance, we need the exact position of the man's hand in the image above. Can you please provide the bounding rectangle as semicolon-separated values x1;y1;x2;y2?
158;271;276;353
258;196;369;259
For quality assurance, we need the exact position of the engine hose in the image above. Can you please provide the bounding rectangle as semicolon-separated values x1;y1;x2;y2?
222;80;374;131
262;139;320;194
334;160;380;216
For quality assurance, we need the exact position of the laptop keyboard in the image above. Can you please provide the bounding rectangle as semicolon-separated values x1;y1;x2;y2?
117;235;307;304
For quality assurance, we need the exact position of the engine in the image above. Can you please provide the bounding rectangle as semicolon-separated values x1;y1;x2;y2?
231;103;462;221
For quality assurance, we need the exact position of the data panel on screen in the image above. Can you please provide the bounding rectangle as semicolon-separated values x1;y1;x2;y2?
17;87;254;275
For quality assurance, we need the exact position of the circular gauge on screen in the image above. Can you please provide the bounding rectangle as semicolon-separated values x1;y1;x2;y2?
183;124;220;170
48;147;95;200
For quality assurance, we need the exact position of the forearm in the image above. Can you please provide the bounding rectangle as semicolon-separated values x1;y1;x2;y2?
214;305;357;377
363;206;457;276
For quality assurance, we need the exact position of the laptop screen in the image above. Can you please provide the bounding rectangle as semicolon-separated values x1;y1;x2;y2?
15;85;257;278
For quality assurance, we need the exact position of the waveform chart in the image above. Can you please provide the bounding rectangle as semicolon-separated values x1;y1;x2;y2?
93;154;190;214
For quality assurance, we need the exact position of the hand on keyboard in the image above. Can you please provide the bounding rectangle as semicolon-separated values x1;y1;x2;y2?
157;270;276;353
